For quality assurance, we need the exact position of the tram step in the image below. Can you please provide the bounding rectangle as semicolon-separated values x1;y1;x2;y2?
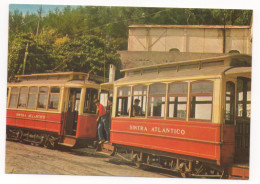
98;142;115;156
228;165;249;179
58;143;75;147
62;136;77;146
102;142;114;151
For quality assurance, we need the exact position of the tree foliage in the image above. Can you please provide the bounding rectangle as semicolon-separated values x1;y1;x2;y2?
52;35;121;77
8;6;252;81
8;33;57;81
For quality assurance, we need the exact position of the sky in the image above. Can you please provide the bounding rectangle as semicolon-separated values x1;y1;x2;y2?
9;4;78;15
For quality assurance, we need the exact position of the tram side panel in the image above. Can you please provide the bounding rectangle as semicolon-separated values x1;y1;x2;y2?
6;109;62;135
110;118;230;165
76;115;97;138
221;125;235;165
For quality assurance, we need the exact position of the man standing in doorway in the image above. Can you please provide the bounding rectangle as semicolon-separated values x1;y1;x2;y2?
94;99;108;144
105;97;113;143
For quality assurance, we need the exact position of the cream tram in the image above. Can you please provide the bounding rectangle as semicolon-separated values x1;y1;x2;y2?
103;52;251;178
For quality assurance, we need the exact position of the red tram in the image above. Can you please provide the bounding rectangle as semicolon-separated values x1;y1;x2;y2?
102;52;251;178
6;72;103;148
6;53;251;179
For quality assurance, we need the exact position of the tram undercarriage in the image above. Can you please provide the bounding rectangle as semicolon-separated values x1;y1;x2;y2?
6;126;59;149
100;143;225;178
131;152;224;178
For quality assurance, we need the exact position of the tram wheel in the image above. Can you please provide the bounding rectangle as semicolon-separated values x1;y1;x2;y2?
135;152;142;168
44;135;56;149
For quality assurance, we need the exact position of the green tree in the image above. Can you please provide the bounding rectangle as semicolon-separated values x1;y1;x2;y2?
52;35;121;79
8;6;252;81
8;33;57;81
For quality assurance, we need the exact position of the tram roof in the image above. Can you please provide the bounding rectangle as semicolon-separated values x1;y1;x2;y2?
112;66;252;85
225;67;252;77
129;24;251;29
119;52;251;72
100;53;251;87
9;72;106;86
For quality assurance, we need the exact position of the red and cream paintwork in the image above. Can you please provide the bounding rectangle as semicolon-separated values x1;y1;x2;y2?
106;54;251;167
111;118;233;165
6;109;63;135
6;72;101;146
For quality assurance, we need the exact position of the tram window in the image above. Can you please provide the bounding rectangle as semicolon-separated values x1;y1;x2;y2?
50;87;60;93
247;81;251;118
39;87;49;93
159;66;177;73
237;79;243;117
179;64;198;70
48;87;60;110
128;71;141;76
237;78;251;118
100;92;108;108
18;87;28;108
168;83;188;119
116;87;130;116
28;87;38;108
132;86;147;117
191;82;213;94
201;60;224;68
190;81;213;121
143;68;157;74
9;87;19;108
225;82;235;124
37;87;49;109
84;88;98;114
148;83;166;118
11;87;19;93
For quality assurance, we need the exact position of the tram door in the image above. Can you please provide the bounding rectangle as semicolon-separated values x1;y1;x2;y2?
66;88;81;136
235;78;251;163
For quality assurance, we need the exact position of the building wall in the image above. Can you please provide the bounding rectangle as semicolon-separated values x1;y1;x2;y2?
128;25;252;55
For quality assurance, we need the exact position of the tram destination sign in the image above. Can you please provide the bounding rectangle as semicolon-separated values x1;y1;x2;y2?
129;124;186;136
16;112;46;120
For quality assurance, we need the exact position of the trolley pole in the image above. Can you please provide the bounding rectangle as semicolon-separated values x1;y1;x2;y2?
23;42;29;75
103;35;106;83
223;10;227;54
104;34;110;83
36;5;42;39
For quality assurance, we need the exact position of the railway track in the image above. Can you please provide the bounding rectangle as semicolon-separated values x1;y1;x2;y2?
113;152;180;178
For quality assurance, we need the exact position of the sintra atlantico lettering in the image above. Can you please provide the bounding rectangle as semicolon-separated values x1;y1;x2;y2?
129;125;185;135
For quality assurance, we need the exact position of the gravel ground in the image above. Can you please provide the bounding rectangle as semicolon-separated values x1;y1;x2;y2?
5;140;169;177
